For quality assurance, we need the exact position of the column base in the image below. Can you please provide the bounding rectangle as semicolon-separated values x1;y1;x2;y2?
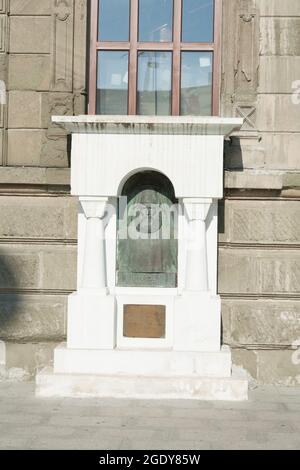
174;292;221;352
67;292;116;350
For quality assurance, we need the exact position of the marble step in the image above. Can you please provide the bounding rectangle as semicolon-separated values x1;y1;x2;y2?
36;367;248;401
54;343;232;378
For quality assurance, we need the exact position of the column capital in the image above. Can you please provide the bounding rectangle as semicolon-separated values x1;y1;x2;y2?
80;197;108;219
183;198;213;222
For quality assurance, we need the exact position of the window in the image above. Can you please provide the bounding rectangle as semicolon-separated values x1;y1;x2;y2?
89;0;221;116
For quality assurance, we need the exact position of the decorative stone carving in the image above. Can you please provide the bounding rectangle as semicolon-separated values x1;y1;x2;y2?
41;92;73;167
234;1;259;132
236;105;256;131
50;0;74;92
222;0;259;127
73;0;87;111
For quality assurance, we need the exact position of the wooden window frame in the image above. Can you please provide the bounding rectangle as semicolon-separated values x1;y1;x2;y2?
88;0;221;116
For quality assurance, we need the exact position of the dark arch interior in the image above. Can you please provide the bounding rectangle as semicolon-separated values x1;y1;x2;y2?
121;171;177;204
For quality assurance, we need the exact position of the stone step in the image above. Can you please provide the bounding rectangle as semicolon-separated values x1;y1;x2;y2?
36;367;248;401
54;343;232;378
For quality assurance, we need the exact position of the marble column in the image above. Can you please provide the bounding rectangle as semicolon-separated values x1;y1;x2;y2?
183;198;212;293
79;197;108;294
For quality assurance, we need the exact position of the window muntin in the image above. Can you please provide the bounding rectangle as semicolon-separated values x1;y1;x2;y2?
89;0;220;116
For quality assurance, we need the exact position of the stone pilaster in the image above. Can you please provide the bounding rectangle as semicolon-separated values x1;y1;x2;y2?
0;0;8;166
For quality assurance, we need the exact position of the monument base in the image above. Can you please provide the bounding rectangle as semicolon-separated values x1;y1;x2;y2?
35;343;248;401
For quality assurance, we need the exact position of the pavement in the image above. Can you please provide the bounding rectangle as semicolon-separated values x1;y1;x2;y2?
0;381;300;450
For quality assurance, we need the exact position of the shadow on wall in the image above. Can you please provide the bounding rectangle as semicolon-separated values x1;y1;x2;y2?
224;137;244;171
0;250;65;379
0;252;21;338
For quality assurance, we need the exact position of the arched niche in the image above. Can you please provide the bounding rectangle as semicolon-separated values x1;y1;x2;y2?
116;170;178;288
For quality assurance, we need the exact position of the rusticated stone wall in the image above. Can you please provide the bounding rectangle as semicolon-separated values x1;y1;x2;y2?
0;0;87;377
0;0;300;384
221;0;300;385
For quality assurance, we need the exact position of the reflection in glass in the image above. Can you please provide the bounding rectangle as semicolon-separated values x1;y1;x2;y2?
98;0;130;41
137;52;172;115
181;52;213;116
97;51;129;115
139;0;173;42
182;0;214;43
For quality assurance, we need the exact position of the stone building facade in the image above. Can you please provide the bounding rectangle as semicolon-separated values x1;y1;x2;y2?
0;0;300;385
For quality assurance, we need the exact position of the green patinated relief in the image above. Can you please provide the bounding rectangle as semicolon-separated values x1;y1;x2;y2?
117;171;178;288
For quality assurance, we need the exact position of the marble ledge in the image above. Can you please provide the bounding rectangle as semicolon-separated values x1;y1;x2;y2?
52;115;244;137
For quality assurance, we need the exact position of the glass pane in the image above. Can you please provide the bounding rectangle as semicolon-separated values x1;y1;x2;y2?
139;0;173;42
181;52;213;116
97;51;129;115
182;0;214;43
137;52;172;115
98;0;130;41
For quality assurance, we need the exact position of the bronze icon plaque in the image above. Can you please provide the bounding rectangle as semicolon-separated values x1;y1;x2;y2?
123;305;166;339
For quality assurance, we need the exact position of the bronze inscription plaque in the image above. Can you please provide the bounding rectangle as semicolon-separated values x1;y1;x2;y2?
123;305;166;339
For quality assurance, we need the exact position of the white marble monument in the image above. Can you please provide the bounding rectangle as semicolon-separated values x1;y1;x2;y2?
36;115;248;401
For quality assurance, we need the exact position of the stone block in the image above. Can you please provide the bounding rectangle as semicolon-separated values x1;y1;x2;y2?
9;55;51;91
6;342;58;379
40;134;69;168
224;170;283;190
283;172;300;189
0;340;5;365
0;244;76;291
259;57;300;94
10;17;51;53
222;299;300;347
231;349;258;381
260;18;300;56
262;133;300;170
0;166;70;185
0;129;4;165
10;0;51;15
0;247;39;289
0;294;66;341
41;246;77;291
8;91;48;129
224;137;266;170
257;350;300;386
259;0;300;17
7;130;46;166
220;199;300;244
257;95;300;133
219;248;300;295
0;196;77;240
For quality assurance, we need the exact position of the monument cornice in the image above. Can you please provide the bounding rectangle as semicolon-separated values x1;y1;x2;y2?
53;115;243;137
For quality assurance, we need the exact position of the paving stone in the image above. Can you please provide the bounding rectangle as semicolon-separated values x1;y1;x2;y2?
0;382;300;450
